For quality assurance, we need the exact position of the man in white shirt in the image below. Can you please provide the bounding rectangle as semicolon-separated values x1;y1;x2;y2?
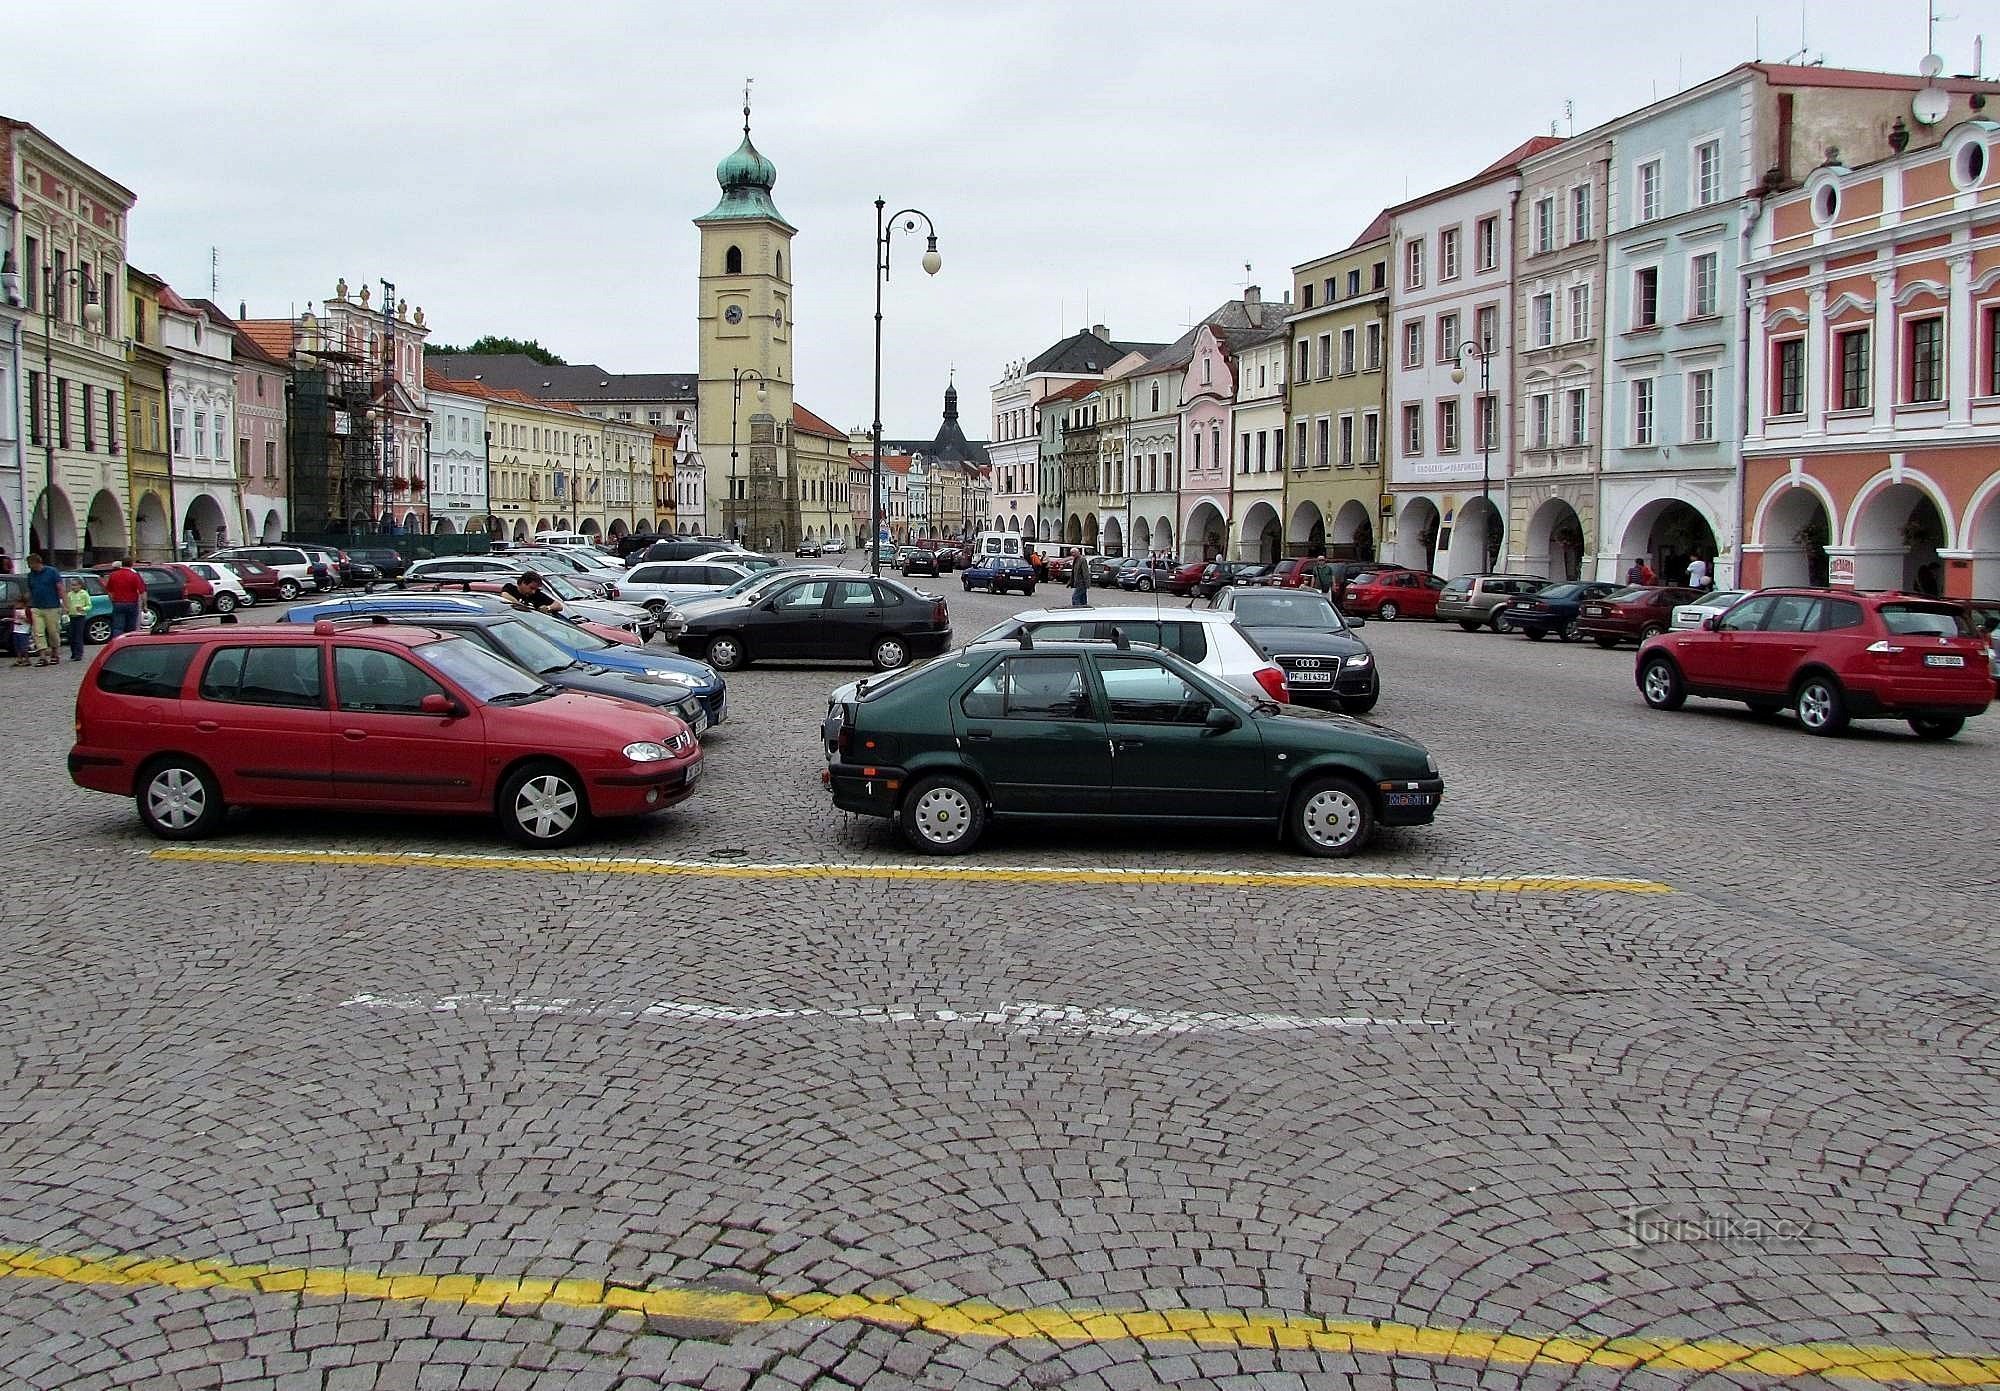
1686;556;1710;590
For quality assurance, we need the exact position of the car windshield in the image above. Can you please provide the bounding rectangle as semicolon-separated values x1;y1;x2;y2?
1539;583;1592;601
1698;590;1747;609
1881;603;1974;637
540;573;594;600
1442;577;1474;594
415;636;546;702
512;607;614;652
1229;593;1345;628
485;618;582;675
1602;586;1646;602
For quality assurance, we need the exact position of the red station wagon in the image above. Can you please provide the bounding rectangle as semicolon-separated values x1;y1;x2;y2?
1342;569;1446;622
69;619;702;845
1578;586;1702;648
1635;589;1992;739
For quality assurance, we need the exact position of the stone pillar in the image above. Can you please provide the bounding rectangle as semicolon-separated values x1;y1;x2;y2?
747;411;778;553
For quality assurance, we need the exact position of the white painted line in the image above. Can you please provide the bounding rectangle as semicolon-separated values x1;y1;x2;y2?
340;993;1453;1037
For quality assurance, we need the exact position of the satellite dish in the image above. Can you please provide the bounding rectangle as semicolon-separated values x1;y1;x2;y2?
1913;86;1950;126
1918;53;1944;78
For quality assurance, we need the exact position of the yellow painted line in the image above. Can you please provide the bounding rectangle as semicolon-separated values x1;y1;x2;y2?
3;1243;1995;1383
147;847;1671;895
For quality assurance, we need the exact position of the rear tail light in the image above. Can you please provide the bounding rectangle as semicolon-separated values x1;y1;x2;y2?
932;598;948;626
1254;665;1291;704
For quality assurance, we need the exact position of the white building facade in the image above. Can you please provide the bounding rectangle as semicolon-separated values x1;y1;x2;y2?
425;383;488;535
159;284;240;552
1229;329;1289;562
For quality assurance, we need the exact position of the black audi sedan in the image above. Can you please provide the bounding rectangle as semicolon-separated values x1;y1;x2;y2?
1206;587;1378;712
676;571;951;672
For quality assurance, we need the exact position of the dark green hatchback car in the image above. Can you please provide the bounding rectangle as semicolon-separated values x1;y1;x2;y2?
821;639;1442;856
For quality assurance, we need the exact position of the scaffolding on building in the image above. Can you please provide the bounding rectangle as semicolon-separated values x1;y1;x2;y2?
285;318;383;537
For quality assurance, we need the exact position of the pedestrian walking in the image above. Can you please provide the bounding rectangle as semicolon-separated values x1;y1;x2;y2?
1686;555;1710;590
1625;558;1646;584
10;597;32;666
1069;547;1090;607
24;554;65;665
63;579;91;662
104;557;147;637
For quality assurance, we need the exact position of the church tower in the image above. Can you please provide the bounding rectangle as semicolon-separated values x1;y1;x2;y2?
695;93;796;544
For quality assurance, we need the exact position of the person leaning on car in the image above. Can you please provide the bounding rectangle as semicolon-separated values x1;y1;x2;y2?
501;570;563;615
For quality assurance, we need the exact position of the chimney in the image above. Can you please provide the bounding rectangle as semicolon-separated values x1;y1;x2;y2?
1090;323;1108;340
1245;285;1261;305
1283;289;1292;304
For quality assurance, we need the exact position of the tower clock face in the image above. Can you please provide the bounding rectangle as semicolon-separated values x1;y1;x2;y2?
724;304;744;325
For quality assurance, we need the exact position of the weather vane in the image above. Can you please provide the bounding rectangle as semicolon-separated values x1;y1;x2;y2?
743;77;753;137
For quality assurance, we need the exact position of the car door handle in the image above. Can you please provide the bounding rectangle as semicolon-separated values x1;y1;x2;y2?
966;727;993;740
1115;738;1146;751
195;719;220;733
342;729;369;741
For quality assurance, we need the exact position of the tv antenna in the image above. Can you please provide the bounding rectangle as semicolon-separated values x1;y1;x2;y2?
210;246;219;299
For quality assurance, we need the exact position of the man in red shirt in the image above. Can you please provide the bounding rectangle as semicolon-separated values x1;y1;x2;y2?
104;558;148;637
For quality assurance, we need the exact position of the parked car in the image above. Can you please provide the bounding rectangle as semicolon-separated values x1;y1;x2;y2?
797;539;824;557
1087;555;1126;587
279;604;715;736
401;576;661;646
405;555;525;584
900;548;941;578
619;559;757;610
55;572;114;645
70;622;702;846
639;536;743;563
962;554;1038;596
678;571;951;672
820;638;1441;857
87;562;193;632
1435;575;1550;632
297;545;378;589
968;607;1291;706
1579;586;1702;647
1671;589;1751;631
205;545;331;600
1963;599;2000;696
1342;569;1447;622
616;532;659;559
1116;557;1181;593
1320;560;1390;608
212;558;284;605
345;547;410;582
1260;558;1327;590
1206;586;1376;712
815;536;849;555
171;561;257;615
1502;580;1624;641
1636;589;1992;739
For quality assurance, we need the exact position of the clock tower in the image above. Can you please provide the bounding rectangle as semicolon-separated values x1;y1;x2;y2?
695;95;797;545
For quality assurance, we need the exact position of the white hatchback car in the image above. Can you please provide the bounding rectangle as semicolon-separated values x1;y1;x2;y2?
619;559;758;610
178;561;254;613
969;606;1291;704
1670;589;1751;630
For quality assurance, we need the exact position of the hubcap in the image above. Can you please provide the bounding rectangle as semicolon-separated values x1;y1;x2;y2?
878;641;905;667
515;774;579;839
912;786;973;845
1643;664;1673;704
1300;788;1363;850
1380;604;1397;621
217;595;236;612
147;768;206;830
1799;685;1831;727
712;640;739;666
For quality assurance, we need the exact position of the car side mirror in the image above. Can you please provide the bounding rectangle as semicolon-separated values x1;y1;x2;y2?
1702;616;1721;632
420;693;461;717
1204;705;1240;733
1345;615;1366;628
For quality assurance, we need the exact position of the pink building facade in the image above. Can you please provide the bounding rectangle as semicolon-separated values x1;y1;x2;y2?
1179;325;1235;560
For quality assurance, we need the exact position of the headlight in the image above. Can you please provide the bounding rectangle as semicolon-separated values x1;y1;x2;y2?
622;741;673;762
640;671;698;687
1425;751;1438;774
1345;653;1373;668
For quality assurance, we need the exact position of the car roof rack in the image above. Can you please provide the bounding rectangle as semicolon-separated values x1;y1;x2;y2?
1107;626;1131;649
155;611;240;633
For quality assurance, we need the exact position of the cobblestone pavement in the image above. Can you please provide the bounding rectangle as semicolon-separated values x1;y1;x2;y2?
2;567;1997;1389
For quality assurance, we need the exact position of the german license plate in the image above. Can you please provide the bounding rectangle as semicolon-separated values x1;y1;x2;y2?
1925;654;1965;667
690;710;708;735
1289;670;1333;684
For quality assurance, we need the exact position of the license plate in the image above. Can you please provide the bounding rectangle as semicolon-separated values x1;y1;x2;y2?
1512;603;1534;611
1925;654;1965;667
1584;605;1605;615
690;710;708;735
684;759;703;785
1289;670;1333;684
1385;791;1430;808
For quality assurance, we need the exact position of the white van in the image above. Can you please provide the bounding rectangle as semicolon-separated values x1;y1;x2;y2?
976;530;1025;559
535;532;596;549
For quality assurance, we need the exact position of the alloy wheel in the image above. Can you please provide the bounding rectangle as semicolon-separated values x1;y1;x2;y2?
513;774;580;840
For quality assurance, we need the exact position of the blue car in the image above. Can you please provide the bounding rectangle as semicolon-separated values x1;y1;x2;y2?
283;595;728;727
1500;581;1624;642
962;554;1038;596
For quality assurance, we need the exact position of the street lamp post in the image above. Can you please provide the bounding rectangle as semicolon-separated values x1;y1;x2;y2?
729;366;766;544
37;263;104;563
871;199;942;575
1451;333;1500;572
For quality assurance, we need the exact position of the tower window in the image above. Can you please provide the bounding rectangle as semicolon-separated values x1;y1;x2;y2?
775;250;784;279
725;245;743;274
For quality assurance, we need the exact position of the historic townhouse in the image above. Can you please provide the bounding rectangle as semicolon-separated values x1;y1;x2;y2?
1126;344;1188;558
649;431;677;536
1598;64;1992;587
1229;309;1289;563
1388;137;1560;579
1093;363;1138;557
1509;135;1611;580
791;404;850;548
4;117;134;565
0;200;21;564
205;301;289;545
600;416;652;543
1179;322;1238;561
1741;114;1999;597
1286;215;1391;563
122;267;173;559
1038;379;1093;546
158;283;240;553
423;374;489;536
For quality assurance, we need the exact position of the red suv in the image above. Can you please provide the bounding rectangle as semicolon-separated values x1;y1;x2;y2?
1579;586;1701;647
1636;589;1992;738
1343;569;1445;621
69;619;702;844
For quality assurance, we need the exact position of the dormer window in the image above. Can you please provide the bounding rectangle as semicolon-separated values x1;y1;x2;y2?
1201;356;1212;386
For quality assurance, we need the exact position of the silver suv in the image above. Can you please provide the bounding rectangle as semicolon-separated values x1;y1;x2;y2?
1435;575;1548;632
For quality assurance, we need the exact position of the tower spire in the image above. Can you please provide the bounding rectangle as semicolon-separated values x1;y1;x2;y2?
743;77;753;138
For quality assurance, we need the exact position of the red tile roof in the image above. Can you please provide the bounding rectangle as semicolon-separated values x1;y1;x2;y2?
235;320;297;362
1475;136;1566;179
1042;380;1097;404
793;403;849;440
1345;208;1392;250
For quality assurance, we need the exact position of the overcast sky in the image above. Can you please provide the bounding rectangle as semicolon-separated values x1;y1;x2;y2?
7;0;1967;436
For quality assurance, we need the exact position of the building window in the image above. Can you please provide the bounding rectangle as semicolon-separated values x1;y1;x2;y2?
106;389;118;452
1532;293;1554;348
1339;327;1356;374
1530;392;1552;448
1566;388;1588;445
1690;253;1719;319
1689;369;1716;441
1301;283;1315;309
1638;159;1662;222
23;236;39;309
1987;306;1999;397
724;245;743;274
1315;417;1330;468
1571;184;1592;241
82;385;95;451
1338;415;1354;466
1477;394;1497;452
1569;284;1592;340
265;440;278;478
1440;227;1460;280
1633;267;1660;329
1694;139;1722;206
1295;340;1310;381
1403;402;1423;455
1256;431;1268;472
1437;313;1460;362
1346;268;1361;296
1363;411;1380;463
1631;378;1656;445
1476;216;1499;271
1438;398;1460;453
1907;316;1944;403
1476;305;1498;353
1238;432;1250;473
1365;322;1382;370
1405;237;1426;290
1293;422;1307;471
57;379;70;448
237;438;250;476
172;407;185;455
1774;338;1805;414
1316;334;1332;377
1201;356;1213;387
1402;319;1423;369
1533;197;1556;253
1837;328;1871;410
214;419;226;460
